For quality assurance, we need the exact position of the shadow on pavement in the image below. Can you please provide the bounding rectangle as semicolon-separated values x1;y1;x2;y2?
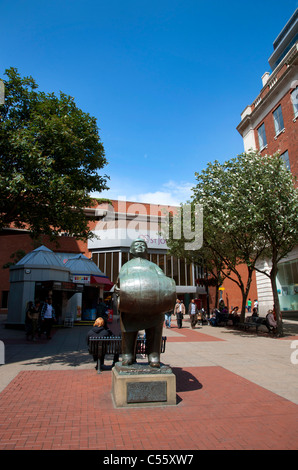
173;366;203;393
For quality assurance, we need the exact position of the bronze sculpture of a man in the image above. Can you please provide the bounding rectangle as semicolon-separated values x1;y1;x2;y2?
115;238;176;368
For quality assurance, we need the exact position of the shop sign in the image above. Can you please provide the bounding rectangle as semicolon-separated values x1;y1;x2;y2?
76;305;82;321
60;282;77;291
72;275;90;284
36;281;78;292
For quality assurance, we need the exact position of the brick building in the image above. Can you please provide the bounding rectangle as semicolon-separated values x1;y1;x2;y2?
81;200;208;311
1;200;211;326
236;9;298;317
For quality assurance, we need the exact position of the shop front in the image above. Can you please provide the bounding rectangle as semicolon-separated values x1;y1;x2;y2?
7;246;113;327
7;246;71;326
276;258;298;317
35;280;83;324
65;254;114;321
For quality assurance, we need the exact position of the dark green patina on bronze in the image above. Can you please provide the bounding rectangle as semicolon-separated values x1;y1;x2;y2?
115;239;176;369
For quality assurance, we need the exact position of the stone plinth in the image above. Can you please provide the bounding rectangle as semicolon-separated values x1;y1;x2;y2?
112;363;176;408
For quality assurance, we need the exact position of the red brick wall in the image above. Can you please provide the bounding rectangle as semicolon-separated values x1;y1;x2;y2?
0;202;259;315
251;65;288;111
0;233;85;313
221;266;258;312
207;265;258;313
255;90;298;178
0;201;178;313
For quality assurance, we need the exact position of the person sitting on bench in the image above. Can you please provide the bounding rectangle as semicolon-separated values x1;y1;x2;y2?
86;317;119;369
265;309;277;334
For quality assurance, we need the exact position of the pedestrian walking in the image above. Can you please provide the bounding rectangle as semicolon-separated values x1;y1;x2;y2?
86;317;119;369
188;299;198;329
27;299;41;341
41;298;56;339
174;299;185;329
96;298;109;327
164;309;173;328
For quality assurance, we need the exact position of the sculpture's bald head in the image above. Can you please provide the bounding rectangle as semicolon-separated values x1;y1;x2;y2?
130;239;148;258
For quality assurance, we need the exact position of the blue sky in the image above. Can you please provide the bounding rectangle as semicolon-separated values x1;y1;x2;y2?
2;0;297;205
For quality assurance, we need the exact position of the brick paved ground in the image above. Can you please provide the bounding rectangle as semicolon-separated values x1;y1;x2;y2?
1;316;298;451
1;367;297;450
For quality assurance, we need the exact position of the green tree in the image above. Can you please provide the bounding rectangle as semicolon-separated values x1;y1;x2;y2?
190;158;267;321
163;208;227;312
2;249;26;269
192;151;298;335
0;67;109;240
238;152;298;336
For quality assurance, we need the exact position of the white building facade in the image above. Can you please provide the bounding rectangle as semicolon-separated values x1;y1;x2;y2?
87;200;207;307
236;10;298;317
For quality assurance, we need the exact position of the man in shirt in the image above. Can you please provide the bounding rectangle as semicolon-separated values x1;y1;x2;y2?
164;309;173;328
188;299;198;329
41;298;56;339
174;299;185;329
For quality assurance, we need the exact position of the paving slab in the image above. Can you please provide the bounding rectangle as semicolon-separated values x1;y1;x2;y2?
1;314;298;450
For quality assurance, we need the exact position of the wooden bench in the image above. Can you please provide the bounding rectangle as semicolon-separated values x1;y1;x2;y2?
236;317;274;334
64;314;74;328
237;322;263;333
88;336;167;373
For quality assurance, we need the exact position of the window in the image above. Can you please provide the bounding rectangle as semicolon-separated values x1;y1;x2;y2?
98;253;105;273
1;291;9;308
180;258;186;285
257;123;267;150
92;250;196;286
105;253;112;282
92;251;120;283
291;86;298;118
187;262;194;286
273;105;284;135
92;253;99;267
276;259;298;312
151;253;158;265
112;252;119;283
172;256;179;284
280;150;291;171
166;254;172;277
121;251;129;266
158;254;165;274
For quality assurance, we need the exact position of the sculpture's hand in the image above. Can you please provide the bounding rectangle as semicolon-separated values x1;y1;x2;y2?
114;284;120;294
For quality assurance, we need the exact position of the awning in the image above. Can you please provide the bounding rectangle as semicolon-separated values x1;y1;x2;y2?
90;275;114;289
35;280;79;292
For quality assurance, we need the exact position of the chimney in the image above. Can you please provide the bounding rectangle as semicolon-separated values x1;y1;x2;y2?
262;72;270;87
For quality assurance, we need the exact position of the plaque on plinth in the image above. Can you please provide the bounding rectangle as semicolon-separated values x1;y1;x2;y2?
111;239;177;407
112;362;177;408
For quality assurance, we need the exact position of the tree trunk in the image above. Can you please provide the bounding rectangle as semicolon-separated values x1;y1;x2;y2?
240;290;247;323
215;287;219;311
239;266;254;323
270;263;284;337
240;267;254;323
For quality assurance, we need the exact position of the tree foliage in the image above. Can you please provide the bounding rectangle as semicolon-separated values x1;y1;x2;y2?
163;207;228;312
191;153;268;320
165;151;298;335
0;67;109;240
192;151;298;333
